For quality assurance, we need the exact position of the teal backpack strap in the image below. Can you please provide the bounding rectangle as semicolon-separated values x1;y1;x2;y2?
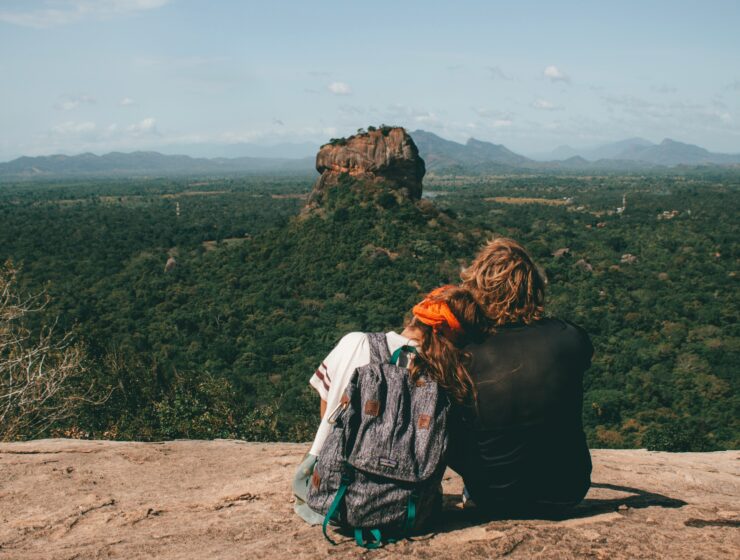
404;491;418;535
322;474;351;545
351;490;419;549
390;345;417;366
354;528;383;549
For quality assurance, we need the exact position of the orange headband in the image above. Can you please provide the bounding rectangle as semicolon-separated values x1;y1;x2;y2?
412;285;464;335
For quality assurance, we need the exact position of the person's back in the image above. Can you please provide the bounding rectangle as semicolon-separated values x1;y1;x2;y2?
450;318;592;514
452;238;593;516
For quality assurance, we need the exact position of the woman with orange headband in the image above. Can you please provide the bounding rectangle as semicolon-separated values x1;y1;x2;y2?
293;285;484;525
404;285;484;407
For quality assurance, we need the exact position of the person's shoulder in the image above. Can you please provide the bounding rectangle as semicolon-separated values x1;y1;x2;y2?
483;318;582;336
333;332;368;351
534;317;582;331
538;316;587;334
322;332;370;370
385;330;414;347
542;318;593;355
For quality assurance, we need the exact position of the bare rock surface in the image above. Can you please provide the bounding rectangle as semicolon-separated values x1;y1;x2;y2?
0;439;738;559
309;127;425;206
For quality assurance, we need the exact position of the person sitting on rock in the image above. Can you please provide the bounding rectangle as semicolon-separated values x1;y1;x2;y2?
450;237;593;516
292;285;485;525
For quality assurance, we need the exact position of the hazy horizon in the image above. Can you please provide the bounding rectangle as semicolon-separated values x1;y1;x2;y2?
1;0;739;161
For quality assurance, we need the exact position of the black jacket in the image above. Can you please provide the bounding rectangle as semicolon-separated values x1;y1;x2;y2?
449;318;593;513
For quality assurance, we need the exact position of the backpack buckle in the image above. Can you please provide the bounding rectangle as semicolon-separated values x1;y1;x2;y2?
327;394;350;424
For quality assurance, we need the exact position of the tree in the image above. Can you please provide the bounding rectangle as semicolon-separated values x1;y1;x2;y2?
0;261;89;440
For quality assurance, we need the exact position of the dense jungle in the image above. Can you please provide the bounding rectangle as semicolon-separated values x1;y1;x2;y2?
0;170;737;451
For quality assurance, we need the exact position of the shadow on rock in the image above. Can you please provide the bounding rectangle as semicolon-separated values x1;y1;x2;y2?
429;482;688;534
571;483;688;519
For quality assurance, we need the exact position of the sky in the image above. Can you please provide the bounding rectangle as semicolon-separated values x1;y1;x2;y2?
1;0;739;161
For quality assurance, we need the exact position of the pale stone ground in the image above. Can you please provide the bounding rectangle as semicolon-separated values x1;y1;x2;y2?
0;439;738;559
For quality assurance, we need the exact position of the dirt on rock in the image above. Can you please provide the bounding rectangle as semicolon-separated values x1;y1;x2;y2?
0;439;737;559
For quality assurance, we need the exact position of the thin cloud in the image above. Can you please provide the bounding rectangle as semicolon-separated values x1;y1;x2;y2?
54;94;96;111
338;104;366;116
532;99;561;111
413;112;440;125
602;94;739;133
119;96;135;107
716;111;733;124
327;82;352;96
544;65;570;83
33;115;166;156
0;0;171;29
603;94;654;111
473;107;514;120
383;104;443;126
126;117;159;136
51;121;97;134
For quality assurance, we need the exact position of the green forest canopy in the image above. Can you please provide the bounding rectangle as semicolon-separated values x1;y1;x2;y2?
0;171;737;450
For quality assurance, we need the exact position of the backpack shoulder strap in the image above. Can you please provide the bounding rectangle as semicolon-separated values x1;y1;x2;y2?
366;332;390;364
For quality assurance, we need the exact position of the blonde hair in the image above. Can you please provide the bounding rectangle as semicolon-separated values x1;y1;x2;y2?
460;238;545;329
407;286;484;406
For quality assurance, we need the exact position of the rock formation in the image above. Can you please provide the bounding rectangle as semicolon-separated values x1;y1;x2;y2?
307;127;426;208
1;439;738;559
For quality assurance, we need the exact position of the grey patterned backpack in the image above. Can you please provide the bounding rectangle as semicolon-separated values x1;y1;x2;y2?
306;333;450;548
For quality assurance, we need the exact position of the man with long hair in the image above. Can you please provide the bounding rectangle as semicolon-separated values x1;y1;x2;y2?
452;237;593;516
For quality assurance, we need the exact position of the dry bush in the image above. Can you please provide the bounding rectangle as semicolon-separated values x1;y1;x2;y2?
0;261;91;441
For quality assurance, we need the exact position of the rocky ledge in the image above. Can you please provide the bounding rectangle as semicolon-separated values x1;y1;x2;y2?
0;440;737;559
308;127;426;207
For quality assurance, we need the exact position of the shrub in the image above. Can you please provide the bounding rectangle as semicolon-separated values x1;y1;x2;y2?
0;261;92;441
154;371;237;439
642;418;716;452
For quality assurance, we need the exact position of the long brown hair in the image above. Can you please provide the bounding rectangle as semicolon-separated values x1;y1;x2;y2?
460;237;545;330
406;285;484;406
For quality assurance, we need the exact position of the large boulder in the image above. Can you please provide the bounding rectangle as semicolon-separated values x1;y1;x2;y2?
309;127;425;206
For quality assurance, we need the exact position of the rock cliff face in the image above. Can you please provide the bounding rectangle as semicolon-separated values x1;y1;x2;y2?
1;440;738;559
308;127;426;207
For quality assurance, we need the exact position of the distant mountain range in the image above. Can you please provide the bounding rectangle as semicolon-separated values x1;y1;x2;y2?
531;137;740;166
1;132;738;180
157;141;318;160
532;138;655;162
411;130;532;172
0;151;314;179
412;131;740;173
